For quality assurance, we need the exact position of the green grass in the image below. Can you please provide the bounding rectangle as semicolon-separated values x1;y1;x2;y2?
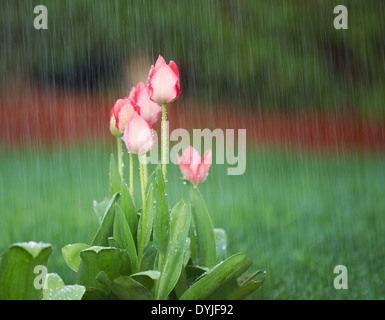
1;145;384;299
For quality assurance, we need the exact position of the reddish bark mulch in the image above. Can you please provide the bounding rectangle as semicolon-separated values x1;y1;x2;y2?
1;88;384;153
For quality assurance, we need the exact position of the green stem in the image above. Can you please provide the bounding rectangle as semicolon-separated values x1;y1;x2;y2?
139;155;146;216
143;161;148;188
138;154;147;264
129;153;134;197
161;103;167;182
116;136;123;179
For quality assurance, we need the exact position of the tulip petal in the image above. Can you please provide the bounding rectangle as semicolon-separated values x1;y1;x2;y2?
147;55;180;104
200;149;212;183
154;55;167;69
182;146;201;175
128;86;136;100
177;154;192;181
118;99;140;132
169;61;179;77
134;81;162;124
149;65;179;104
178;147;212;186
122;113;154;155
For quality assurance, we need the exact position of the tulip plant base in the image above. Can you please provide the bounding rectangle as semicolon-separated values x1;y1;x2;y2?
0;157;264;300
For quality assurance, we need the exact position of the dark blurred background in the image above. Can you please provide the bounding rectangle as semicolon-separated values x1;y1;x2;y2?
1;0;384;115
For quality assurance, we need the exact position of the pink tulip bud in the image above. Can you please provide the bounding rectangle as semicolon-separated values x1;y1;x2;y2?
110;97;141;136
129;82;162;124
147;55;180;104
122;112;154;155
177;146;212;186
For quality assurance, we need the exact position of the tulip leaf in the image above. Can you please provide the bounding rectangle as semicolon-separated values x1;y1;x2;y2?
120;180;137;238
107;237;120;248
182;237;191;268
42;273;65;300
62;243;90;272
0;241;53;300
153;169;169;257
81;287;110;300
109;153;121;198
129;270;161;291
110;276;153;300
185;265;209;287
50;285;86;300
137;184;155;261
93;197;109;225
226;271;266;300
139;242;158;272
188;183;216;268
155;200;191;300
91;192;120;247
145;164;160;194
214;228;228;263
77;246;131;293
113;203;139;273
179;253;252;300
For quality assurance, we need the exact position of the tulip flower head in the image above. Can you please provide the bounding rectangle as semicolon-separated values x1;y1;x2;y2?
147;55;180;105
110;97;140;136
129;82;162;124
177;146;212;186
122;112;154;156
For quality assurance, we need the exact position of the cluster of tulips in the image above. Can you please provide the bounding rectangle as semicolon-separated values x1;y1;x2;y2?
0;55;264;301
109;55;212;210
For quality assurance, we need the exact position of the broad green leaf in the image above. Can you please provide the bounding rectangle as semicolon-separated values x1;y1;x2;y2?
153;169;169;256
113;203;139;273
214;228;227;263
139;242;158;272
95;271;112;289
109;153;121;198
155;200;191;300
93;197;109;225
107;237;120;248
145;164;161;193
120;180;137;238
189;183;216;268
179;253;252;300
77;246;131;293
137;184;155;260
226;271;265;300
130;270;161;291
110;276;153;300
130;270;160;280
185;265;209;287
81;287;110;300
0;241;53;300
91;192;120;246
50;285;86;300
43;273;65;300
182;237;191;268
62;243;90;272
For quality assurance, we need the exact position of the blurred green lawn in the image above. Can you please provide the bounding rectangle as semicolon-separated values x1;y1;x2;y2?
0;145;384;299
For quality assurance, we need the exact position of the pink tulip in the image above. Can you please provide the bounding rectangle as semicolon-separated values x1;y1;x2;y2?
177;146;212;186
129;82;162;124
110;97;140;135
147;55;180;104
122;112;154;155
